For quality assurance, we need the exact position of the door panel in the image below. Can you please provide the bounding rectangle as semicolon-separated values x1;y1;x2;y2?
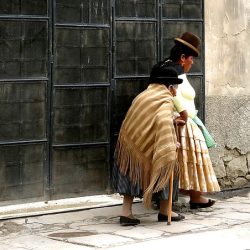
52;146;108;198
53;87;109;144
0;82;46;141
115;0;157;18
56;0;110;24
0;143;45;202
0;20;48;79
55;28;109;84
0;0;49;204
50;0;111;199
115;22;157;77
162;0;202;19
0;0;48;15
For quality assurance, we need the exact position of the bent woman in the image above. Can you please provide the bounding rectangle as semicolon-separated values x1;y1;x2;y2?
112;63;185;226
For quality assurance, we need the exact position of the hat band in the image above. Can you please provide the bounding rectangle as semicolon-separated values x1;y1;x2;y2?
174;38;199;56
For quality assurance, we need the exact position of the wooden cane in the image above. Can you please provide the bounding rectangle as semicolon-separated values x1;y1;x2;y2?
167;124;180;225
167;170;174;225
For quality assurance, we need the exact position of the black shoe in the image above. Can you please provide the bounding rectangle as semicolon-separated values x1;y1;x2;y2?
120;216;140;226
189;199;216;209
158;213;185;222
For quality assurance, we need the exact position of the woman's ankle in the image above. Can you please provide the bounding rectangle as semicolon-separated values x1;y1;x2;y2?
121;211;132;217
190;195;209;203
159;211;178;217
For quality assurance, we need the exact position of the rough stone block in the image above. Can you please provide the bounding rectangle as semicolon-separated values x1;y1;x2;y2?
206;96;250;155
226;156;248;178
247;152;250;172
232;178;249;188
218;179;232;188
214;159;226;178
246;175;250;180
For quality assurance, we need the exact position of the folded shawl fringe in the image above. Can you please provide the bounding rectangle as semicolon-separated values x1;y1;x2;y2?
115;130;178;208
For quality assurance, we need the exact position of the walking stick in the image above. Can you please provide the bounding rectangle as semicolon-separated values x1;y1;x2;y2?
167;170;174;225
167;124;180;225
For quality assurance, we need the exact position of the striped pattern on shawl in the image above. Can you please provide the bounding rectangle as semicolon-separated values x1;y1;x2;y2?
115;83;178;207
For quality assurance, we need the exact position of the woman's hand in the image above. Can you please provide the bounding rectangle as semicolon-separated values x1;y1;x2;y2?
174;117;186;126
179;110;188;123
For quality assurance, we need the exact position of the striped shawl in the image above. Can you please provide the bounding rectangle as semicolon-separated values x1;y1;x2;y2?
115;84;178;207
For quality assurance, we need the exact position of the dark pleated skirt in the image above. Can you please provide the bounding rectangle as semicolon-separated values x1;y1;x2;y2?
112;162;178;202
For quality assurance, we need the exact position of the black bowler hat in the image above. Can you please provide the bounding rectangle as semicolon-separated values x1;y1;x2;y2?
174;32;201;57
149;61;183;85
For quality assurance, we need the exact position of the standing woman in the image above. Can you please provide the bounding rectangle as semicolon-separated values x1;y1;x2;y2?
165;32;220;208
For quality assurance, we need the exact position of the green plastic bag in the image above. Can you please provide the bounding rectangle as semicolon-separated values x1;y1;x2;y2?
192;116;216;148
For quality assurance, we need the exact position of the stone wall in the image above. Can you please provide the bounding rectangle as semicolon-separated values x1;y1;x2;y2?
206;96;250;189
205;0;250;189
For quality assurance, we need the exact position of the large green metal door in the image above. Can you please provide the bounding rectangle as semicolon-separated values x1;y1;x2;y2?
0;0;204;205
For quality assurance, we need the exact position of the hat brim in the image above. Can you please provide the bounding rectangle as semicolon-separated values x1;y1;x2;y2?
174;38;199;57
149;76;183;85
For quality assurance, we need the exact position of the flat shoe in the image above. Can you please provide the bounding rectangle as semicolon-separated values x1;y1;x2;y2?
189;199;216;209
120;216;140;226
158;213;185;222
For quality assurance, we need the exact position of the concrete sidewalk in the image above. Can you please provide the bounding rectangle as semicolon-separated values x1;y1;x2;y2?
0;192;250;250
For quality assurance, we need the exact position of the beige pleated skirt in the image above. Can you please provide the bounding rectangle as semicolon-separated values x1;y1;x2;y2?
177;118;220;192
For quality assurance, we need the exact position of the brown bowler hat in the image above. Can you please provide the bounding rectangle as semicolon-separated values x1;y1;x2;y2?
174;32;201;57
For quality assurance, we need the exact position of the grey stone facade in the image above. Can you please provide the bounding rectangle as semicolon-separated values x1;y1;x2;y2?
205;96;250;189
205;0;250;190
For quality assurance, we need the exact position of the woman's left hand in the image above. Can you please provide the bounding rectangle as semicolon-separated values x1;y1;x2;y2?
174;117;186;126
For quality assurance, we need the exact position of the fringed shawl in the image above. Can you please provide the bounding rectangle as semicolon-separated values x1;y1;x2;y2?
115;83;178;207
